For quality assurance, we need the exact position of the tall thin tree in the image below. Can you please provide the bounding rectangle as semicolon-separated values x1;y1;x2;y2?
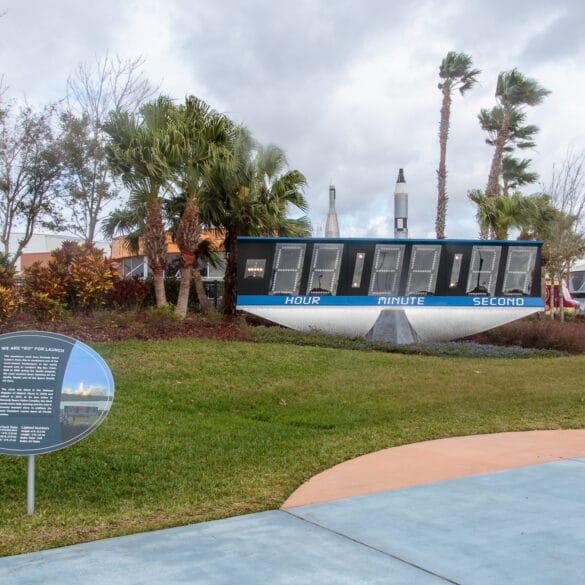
484;69;550;200
436;52;480;239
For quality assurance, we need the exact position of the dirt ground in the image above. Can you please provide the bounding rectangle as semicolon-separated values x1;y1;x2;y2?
0;310;256;344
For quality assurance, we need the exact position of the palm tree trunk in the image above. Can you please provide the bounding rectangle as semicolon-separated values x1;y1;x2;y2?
192;253;211;314
176;264;192;317
485;108;511;199
151;266;167;307
175;195;200;318
143;198;168;307
220;230;237;316
436;87;451;239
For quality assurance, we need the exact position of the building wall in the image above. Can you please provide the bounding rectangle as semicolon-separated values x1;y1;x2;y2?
9;233;111;273
111;229;226;279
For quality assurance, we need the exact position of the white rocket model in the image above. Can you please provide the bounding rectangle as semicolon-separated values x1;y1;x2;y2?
325;184;340;238
394;168;408;238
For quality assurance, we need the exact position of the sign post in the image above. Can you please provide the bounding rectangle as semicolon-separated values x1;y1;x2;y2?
0;331;114;514
27;455;35;515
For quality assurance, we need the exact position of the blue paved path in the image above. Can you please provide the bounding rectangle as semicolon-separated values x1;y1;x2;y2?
2;458;585;584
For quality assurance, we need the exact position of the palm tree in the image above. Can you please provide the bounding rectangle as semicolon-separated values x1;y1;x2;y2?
478;105;539;153
484;69;550;199
167;96;234;318
103;97;176;306
516;193;560;240
501;155;539;197
202;127;311;315
468;190;558;240
468;190;521;239
103;177;171;306
436;52;480;239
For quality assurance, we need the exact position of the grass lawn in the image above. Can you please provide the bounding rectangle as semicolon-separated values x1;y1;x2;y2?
1;335;584;556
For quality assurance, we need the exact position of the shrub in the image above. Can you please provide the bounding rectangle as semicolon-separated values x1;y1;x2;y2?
23;291;66;321
140;276;205;311
0;285;19;323
68;251;115;311
251;326;564;358
465;316;585;355
21;242;116;315
145;304;178;336
107;276;151;310
21;262;68;308
0;256;16;289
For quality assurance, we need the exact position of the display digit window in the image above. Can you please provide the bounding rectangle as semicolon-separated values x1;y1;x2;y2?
306;244;344;295
352;252;366;288
245;259;266;279
369;245;405;295
466;246;501;296
270;244;306;295
502;247;537;295
450;253;463;288
406;245;441;295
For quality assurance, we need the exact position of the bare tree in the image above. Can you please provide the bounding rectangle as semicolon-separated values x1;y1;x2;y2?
546;147;585;234
0;101;62;266
60;54;157;242
67;53;156;123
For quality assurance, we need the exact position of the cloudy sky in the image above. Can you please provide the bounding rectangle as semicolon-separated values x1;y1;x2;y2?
1;0;584;239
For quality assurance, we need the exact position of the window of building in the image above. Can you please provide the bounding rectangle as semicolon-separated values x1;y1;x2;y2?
306;243;344;295
502;247;537;295
406;245;441;295
270;243;306;295
570;270;585;294
369;245;405;295
123;256;146;278
466;246;501;296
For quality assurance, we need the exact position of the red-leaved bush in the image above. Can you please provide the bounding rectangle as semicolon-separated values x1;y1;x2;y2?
466;316;585;354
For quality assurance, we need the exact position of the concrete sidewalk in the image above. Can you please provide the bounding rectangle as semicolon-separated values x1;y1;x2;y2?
3;431;585;584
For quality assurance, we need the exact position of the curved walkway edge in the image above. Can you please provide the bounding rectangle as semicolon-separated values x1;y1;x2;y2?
282;429;585;508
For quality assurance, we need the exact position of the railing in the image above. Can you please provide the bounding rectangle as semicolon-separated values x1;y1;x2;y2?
203;280;223;309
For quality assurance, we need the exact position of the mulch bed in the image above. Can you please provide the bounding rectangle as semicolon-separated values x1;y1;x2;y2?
0;311;256;344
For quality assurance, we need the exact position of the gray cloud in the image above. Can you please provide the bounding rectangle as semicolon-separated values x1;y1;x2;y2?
520;2;585;63
1;0;584;239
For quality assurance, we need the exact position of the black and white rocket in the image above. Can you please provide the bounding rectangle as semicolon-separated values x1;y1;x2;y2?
325;184;340;238
393;168;408;238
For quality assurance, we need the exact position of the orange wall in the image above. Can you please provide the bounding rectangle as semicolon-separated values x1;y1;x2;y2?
20;252;52;270
111;229;225;260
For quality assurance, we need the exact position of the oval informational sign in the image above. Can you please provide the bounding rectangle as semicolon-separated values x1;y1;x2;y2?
0;331;114;456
